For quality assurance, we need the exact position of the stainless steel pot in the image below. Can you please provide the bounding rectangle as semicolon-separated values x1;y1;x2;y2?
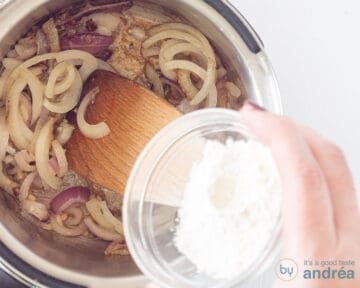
0;1;282;287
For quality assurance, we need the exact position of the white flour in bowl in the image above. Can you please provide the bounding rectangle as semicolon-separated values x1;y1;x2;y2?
173;138;282;280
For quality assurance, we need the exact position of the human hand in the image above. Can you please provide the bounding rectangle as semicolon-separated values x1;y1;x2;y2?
241;102;360;288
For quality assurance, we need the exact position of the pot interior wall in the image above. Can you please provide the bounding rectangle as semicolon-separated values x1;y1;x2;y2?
0;0;249;279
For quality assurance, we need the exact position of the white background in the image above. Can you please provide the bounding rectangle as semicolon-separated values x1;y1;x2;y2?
230;0;360;193
229;1;360;286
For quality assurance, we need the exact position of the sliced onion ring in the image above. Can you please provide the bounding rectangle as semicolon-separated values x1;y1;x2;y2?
64;206;84;227
35;117;60;189
85;198;113;229
45;61;76;99
0;162;18;195
84;217;123;242
164;60;207;80
77;87;110;139
0;110;9;161
7;77;33;149
14;150;35;172
99;201;124;235
44;69;83;114
145;63;164;97
51;140;68;177
22;200;49;221
19;171;38;202
19;67;44;125
50;216;86;237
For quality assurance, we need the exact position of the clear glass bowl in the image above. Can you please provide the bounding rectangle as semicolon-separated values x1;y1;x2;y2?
123;109;281;288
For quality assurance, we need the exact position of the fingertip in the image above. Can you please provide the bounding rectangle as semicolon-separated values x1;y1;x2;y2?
241;100;266;112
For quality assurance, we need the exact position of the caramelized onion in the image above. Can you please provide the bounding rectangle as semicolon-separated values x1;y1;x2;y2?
55;120;75;145
22;199;49;221
7;77;33;149
99;201;124;235
50;216;86;236
35;117;60;189
0;162;18;195
0;58;22;100
0;110;9;161
86;198;113;229
51;140;68;177
18;68;44;125
44;69;83;113
14;150;35;172
45;61;76;99
146;23;217;106
84;217;123;242
19;171;38;202
177;70;198;100
64;206;84;226
225;81;241;98
145;63;164;97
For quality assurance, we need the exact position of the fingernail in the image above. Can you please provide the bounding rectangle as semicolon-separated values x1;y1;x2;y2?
242;100;266;111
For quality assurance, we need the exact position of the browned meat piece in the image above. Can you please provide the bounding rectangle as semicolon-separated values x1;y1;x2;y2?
109;33;145;80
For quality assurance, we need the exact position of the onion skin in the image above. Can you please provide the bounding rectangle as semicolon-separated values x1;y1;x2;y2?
50;186;90;214
60;33;113;58
84;217;123;242
72;1;133;20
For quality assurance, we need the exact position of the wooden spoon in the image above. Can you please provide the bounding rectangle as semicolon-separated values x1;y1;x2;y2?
66;70;182;195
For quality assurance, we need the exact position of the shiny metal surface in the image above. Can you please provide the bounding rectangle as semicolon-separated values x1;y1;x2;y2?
0;0;281;287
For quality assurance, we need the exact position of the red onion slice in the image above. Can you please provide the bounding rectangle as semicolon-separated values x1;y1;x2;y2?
60;33;113;57
50;186;90;214
84;217;123;242
72;1;133;20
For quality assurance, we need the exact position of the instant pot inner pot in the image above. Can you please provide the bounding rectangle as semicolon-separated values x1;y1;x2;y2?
0;0;249;279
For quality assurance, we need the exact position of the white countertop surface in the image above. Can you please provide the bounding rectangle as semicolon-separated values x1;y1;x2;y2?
230;0;360;192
